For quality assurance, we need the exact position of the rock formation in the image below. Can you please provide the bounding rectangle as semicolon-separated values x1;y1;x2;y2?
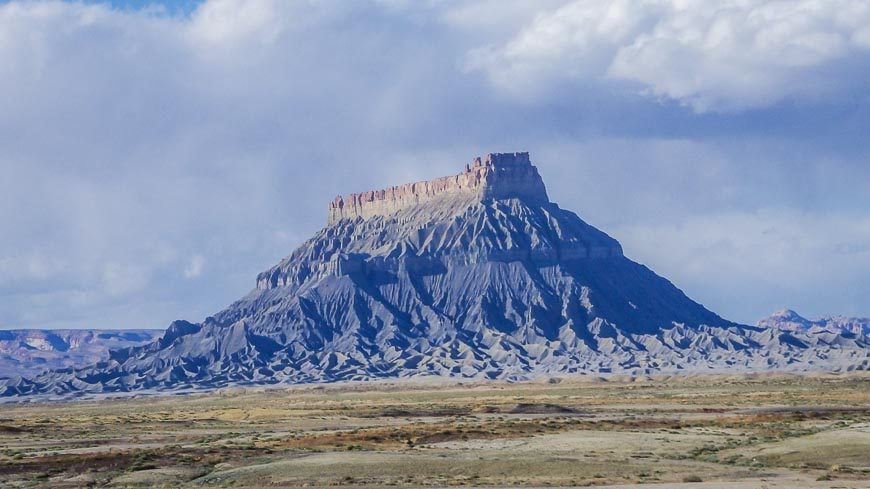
328;152;549;223
0;329;161;379
2;153;866;398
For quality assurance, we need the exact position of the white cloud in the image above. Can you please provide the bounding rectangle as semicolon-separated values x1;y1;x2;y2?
184;255;206;279
188;0;283;44
466;0;870;111
186;0;345;46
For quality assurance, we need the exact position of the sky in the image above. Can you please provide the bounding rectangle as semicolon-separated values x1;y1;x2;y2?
1;0;869;330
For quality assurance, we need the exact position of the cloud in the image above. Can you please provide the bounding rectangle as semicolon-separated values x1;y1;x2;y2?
613;209;870;323
466;0;870;111
101;261;151;297
184;255;205;279
0;0;867;330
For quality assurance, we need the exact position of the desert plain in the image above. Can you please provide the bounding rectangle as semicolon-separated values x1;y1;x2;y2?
0;373;868;488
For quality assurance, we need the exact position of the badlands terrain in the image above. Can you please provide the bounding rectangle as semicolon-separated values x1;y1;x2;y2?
0;373;868;488
3;153;866;398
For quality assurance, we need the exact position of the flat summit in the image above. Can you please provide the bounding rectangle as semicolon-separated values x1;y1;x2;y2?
2;153;866;396
327;152;550;223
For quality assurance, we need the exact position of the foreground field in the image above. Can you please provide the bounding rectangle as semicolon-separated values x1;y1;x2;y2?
0;373;868;488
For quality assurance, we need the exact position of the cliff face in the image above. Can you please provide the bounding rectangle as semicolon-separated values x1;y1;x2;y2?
3;152;866;397
328;152;549;223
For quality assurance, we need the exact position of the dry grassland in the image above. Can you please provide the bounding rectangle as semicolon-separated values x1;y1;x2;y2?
0;373;867;488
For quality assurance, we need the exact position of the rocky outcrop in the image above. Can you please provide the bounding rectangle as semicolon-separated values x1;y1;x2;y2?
2;152;866;398
328;152;549;223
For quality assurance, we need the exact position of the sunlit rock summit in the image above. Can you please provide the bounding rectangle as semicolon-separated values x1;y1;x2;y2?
3;153;866;397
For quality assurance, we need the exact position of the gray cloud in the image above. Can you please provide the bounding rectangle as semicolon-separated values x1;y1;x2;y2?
0;0;868;329
466;0;870;111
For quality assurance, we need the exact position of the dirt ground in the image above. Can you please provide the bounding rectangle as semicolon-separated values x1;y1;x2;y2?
0;372;868;488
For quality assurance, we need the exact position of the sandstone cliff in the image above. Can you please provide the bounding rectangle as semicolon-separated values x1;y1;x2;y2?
328;152;549;223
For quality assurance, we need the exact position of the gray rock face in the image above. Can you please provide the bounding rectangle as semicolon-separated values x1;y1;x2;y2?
0;329;161;379
758;310;870;339
2;153;867;397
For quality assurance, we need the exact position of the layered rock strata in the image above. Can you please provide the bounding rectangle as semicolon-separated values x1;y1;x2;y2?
328;152;549;223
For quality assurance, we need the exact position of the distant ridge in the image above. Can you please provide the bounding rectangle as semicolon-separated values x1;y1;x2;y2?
0;329;161;379
758;310;870;339
2;153;866;398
